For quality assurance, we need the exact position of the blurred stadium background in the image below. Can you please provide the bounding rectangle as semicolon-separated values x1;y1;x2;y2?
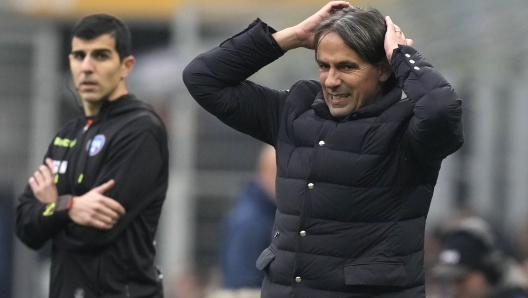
1;0;528;297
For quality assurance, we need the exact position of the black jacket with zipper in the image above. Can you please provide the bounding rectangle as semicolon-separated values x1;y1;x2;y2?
183;19;464;297
16;94;169;298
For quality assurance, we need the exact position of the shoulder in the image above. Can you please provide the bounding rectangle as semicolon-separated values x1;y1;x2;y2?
54;116;83;138
116;97;167;133
288;80;321;95
284;80;321;112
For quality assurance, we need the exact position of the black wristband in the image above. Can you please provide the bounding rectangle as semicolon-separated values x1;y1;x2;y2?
55;195;73;212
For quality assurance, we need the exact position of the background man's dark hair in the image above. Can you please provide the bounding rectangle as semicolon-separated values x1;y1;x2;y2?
314;7;397;94
70;14;132;61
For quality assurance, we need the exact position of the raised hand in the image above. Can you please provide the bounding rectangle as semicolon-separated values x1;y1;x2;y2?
273;1;351;51
293;1;351;49
68;180;126;229
384;16;414;62
29;158;58;204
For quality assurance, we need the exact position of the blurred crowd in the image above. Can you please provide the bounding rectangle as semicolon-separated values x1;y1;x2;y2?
166;206;528;298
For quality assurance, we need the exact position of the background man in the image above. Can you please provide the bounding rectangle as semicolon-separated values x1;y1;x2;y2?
433;217;528;298
16;14;169;297
209;145;277;298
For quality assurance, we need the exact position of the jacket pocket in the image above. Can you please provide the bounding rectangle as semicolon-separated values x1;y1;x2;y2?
344;262;406;287
256;247;275;271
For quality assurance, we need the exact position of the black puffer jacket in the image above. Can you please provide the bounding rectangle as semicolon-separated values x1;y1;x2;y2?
183;19;463;298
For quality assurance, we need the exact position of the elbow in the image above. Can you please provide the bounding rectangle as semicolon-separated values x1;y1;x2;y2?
181;60;194;89
16;227;46;250
182;56;203;98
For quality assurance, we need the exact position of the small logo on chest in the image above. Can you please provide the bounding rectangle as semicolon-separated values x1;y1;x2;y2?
87;134;106;156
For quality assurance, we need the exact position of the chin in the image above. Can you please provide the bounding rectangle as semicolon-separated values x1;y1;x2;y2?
81;95;105;103
329;109;352;118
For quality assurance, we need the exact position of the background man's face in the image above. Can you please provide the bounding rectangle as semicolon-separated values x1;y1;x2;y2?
452;272;490;298
69;34;125;103
316;32;387;118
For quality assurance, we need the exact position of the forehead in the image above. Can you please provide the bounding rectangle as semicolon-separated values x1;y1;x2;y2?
71;33;117;52
316;32;365;63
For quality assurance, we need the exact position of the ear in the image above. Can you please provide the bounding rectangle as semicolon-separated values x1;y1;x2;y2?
378;61;392;83
120;55;135;79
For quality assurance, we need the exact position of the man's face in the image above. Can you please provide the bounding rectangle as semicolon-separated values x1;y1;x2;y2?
69;34;129;104
451;272;490;298
316;32;389;118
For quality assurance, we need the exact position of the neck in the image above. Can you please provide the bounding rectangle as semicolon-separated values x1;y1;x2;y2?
82;86;128;117
83;100;105;117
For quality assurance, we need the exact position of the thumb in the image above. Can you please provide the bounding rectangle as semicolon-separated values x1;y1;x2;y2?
94;179;115;194
385;16;395;32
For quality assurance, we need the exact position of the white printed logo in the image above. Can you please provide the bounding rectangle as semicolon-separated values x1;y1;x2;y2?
74;288;85;298
52;160;68;174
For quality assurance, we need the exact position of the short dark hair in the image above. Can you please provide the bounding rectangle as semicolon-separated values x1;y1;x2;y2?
70;14;132;61
314;7;397;93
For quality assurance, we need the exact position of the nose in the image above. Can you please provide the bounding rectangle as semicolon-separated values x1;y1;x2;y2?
81;56;94;73
325;68;340;89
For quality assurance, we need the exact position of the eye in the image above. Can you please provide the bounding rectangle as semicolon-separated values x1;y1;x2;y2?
340;64;356;71
318;63;329;71
94;52;109;61
72;52;85;60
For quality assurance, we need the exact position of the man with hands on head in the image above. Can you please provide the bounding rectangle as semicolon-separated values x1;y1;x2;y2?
183;1;463;297
17;13;169;298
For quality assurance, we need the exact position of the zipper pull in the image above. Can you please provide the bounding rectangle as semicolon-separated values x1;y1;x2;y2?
83;118;93;133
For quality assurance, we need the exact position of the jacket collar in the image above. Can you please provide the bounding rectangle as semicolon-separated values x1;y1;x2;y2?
87;94;136;123
311;87;403;121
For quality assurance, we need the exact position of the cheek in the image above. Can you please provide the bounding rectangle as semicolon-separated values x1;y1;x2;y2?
319;72;327;85
69;64;80;77
104;68;122;83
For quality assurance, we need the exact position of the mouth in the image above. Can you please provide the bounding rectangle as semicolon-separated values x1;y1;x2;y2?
328;93;350;105
79;80;98;90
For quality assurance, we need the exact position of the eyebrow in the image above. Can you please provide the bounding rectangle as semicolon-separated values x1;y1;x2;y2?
70;48;113;55
316;58;360;68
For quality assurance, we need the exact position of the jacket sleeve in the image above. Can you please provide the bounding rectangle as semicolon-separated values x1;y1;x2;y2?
182;19;287;146
54;119;168;250
392;45;464;160
16;143;71;250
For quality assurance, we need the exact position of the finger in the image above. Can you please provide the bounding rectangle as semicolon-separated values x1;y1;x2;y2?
328;1;351;8
89;219;113;230
385;16;396;33
29;177;39;191
39;165;53;182
101;198;126;215
33;171;45;186
327;1;351;13
406;39;414;47
45;158;55;174
93;179;115;194
94;200;122;220
92;210;119;226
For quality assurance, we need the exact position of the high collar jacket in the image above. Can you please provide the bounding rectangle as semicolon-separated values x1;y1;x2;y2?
183;19;463;298
16;95;169;298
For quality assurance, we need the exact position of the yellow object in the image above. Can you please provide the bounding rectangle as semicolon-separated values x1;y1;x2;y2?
12;0;374;19
43;203;55;216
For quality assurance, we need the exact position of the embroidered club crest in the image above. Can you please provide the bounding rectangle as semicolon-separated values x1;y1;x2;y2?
88;134;105;156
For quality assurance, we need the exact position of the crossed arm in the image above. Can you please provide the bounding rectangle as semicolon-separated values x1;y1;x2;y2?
29;157;125;230
17;125;167;250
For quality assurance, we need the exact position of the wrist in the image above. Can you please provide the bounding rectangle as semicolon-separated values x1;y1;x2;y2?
272;27;302;51
55;195;74;212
